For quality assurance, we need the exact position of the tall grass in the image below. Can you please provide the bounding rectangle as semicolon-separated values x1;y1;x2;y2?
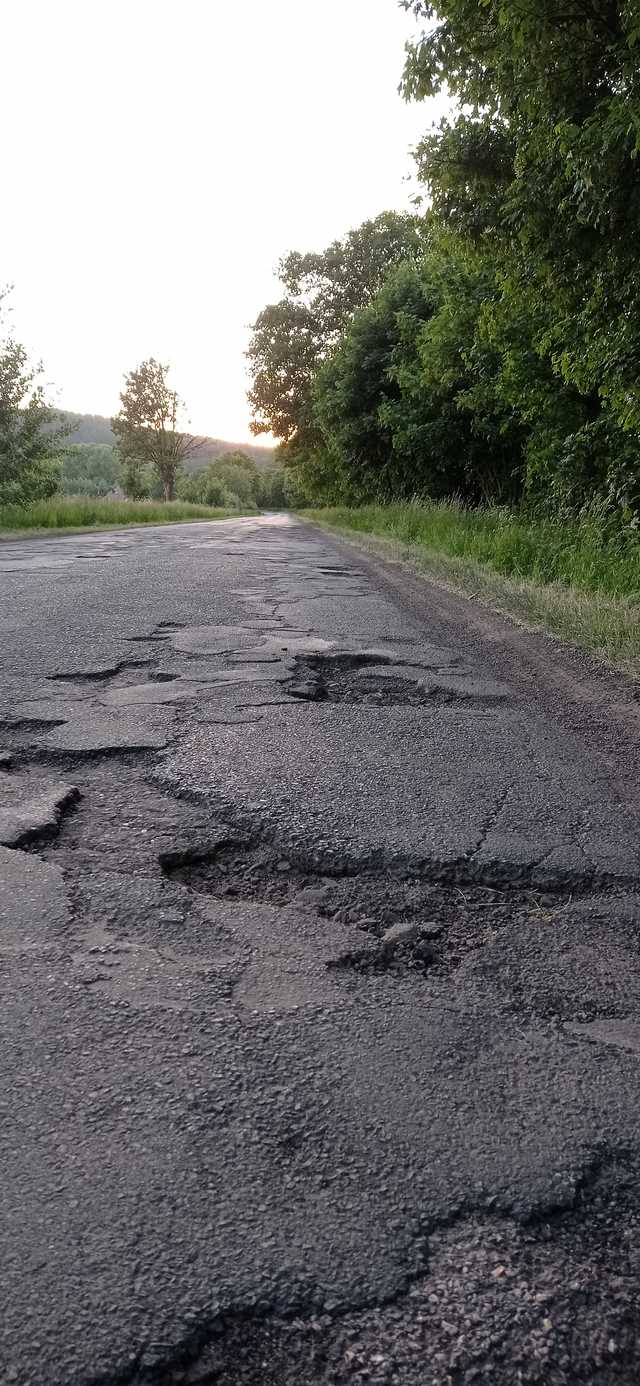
306;501;640;597
0;496;241;533
304;501;640;675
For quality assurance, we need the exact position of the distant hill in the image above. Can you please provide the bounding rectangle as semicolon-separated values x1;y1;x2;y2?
61;412;276;472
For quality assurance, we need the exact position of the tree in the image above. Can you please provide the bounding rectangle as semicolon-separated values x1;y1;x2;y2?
0;289;66;506
247;212;427;444
62;443;121;497
247;300;322;444
112;359;200;502
401;0;640;446
411;115;515;240
177;452;280;511
249;3;640;519
255;465;286;508
311;245;523;506
178;468;231;508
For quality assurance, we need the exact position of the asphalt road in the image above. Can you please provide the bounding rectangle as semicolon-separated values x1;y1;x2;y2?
2;513;640;1384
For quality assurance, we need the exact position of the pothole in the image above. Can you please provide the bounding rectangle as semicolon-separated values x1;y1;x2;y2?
47;658;152;683
283;653;508;708
160;839;640;1004
160;837;340;903
159;837;597;916
317;565;361;576
327;919;444;976
160;838;559;955
130;1161;640;1386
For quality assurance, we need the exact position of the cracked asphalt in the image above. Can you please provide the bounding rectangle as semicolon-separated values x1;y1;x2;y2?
2;513;640;1384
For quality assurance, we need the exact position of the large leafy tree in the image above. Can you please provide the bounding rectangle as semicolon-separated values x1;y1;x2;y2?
247;212;427;443
247;301;321;443
113;358;200;501
401;0;640;437
0;290;67;506
251;2;640;518
311;240;524;506
312;262;438;502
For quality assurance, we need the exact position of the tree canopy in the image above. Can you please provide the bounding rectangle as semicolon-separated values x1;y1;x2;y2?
246;212;427;445
113;359;200;502
177;451;285;511
0;289;67;506
248;2;640;522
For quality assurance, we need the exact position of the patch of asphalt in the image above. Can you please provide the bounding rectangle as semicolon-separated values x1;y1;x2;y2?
3;516;640;1384
157;702;640;883
0;771;80;847
153;1163;640;1386
0;842;71;949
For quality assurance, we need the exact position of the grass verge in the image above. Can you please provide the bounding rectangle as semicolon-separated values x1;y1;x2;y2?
0;496;248;536
303;502;640;677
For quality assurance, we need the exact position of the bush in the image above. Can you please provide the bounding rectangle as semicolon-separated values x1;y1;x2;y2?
62;444;121;497
178;454;286;511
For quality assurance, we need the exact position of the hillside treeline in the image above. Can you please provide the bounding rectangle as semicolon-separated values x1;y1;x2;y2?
61;444;284;511
0;318;283;510
248;1;640;524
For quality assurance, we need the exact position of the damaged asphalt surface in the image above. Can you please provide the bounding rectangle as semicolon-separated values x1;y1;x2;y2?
3;515;640;1384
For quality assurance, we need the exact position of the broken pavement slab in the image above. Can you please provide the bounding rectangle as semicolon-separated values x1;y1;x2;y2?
0;772;79;846
160;701;640;881
380;917;444;952
43;708;173;753
0;844;70;949
566;1019;640;1054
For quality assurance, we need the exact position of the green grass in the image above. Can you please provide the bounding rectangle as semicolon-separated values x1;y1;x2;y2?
0;496;243;535
304;501;640;676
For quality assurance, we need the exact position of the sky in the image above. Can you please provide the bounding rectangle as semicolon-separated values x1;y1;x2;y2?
2;0;444;444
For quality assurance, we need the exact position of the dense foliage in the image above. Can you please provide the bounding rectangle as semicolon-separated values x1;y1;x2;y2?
247;212;427;445
248;1;640;522
62;444;121;497
113;358;202;502
178;451;285;511
0;290;67;506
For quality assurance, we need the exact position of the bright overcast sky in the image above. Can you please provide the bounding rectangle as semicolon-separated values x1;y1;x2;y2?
2;0;445;444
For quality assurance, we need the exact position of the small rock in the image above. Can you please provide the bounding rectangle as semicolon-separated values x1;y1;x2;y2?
288;682;322;701
300;887;329;910
414;939;436;963
276;859;291;872
418;919;445;939
380;919;442;952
